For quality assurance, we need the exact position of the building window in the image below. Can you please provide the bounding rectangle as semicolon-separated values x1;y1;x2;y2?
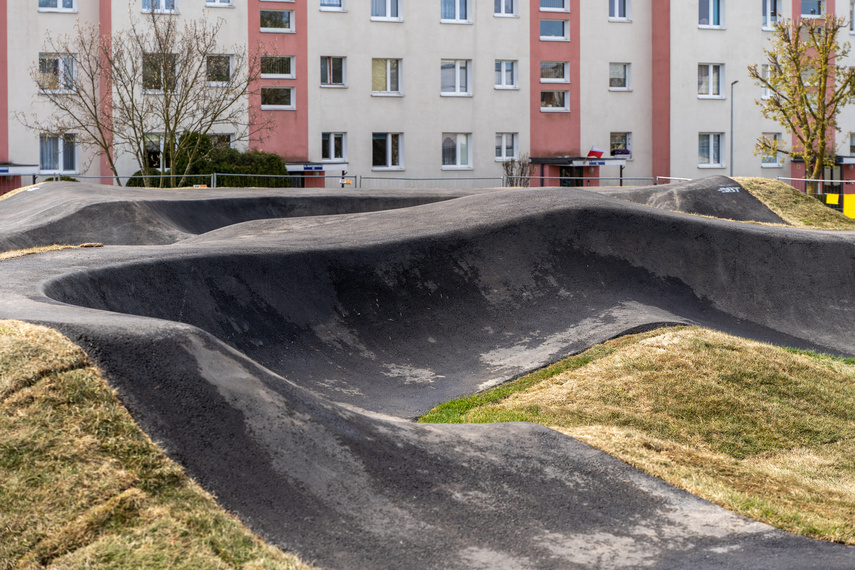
698;133;724;167
321;57;346;87
850;133;855;155
372;0;400;19
761;133;782;166
321;0;343;10
372;58;401;94
373;133;402;169
142;0;177;13
209;133;233;149
260;56;294;78
441;60;471;96
441;0;469;22
494;0;515;16
540;20;569;40
322;132;346;161
442;133;472;169
760;64;773;99
609;0;630;20
261;87;295;109
541;90;569;111
698;63;723;97
540;61;569;83
143;133;172;171
801;0;824;16
609;63;631;90
495;133;518;161
495;60;518;89
39;133;77;174
610;132;632;159
38;0;76;12
261;10;294;32
142;53;177;92
540;0;568;11
763;0;779;29
38;53;75;93
206;55;231;84
699;0;723;27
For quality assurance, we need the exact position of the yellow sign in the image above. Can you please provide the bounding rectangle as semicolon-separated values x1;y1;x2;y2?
844;195;855;218
826;193;840;205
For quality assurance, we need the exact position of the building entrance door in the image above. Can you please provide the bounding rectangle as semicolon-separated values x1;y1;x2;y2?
560;166;584;187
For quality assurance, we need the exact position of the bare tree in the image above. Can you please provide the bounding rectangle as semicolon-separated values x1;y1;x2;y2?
748;16;855;181
20;5;267;187
502;154;535;187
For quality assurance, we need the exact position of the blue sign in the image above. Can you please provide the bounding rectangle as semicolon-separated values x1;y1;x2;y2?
305;165;323;171
0;168;8;174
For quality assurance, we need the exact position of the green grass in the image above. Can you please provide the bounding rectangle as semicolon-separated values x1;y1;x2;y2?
420;326;855;544
0;320;313;570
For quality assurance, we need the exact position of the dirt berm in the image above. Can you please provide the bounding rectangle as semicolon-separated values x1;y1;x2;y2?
0;179;854;568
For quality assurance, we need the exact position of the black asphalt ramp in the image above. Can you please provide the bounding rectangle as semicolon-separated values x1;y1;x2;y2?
1;181;854;568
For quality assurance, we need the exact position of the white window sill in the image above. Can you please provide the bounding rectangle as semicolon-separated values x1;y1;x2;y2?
493;14;519;18
39;89;76;95
441;166;473;171
440;19;472;24
321;8;346;12
37;8;78;13
540;79;570;84
801;14;824;18
206;3;235;8
320;84;348;89
608;17;631;23
321;158;347;163
371;17;403;22
494;86;520;90
261;28;295;33
260;105;296;111
761;163;784;168
540;8;569;13
698;95;725;100
698;25;725;30
609;87;632;92
440;93;472;97
261;74;296;80
541;107;570;113
372;166;404;171
698;164;725;169
611;155;633;161
763;26;776;31
142;10;179;15
495;157;518;162
540;36;570;42
371;92;403;97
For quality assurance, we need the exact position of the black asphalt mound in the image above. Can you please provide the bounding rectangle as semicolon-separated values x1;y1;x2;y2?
1;182;855;568
598;175;788;224
0;181;469;252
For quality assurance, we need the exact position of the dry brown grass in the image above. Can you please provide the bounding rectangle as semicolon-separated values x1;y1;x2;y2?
736;177;855;230
421;326;855;544
0;320;314;570
0;244;104;261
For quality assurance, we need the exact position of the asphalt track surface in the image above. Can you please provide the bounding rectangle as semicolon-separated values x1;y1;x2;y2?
1;178;855;568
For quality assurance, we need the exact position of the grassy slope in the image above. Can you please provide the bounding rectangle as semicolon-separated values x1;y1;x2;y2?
0;320;313;570
420;326;855;544
735;176;855;230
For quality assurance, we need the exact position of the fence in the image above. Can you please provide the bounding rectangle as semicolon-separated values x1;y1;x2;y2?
776;177;855;196
358;176;505;190
513;176;655;188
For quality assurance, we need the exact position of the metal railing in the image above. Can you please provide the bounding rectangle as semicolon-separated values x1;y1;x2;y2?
655;176;692;185
776;176;855;196
512;176;655;188
359;176;505;190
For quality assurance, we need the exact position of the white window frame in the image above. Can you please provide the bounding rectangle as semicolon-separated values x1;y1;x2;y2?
698;132;725;168
372;0;401;21
206;0;233;7
609;0;631;21
540;19;570;41
698;0;724;28
760;64;773;99
442;133;472;170
38;0;77;12
441;0;470;23
142;0;177;14
206;54;232;86
142;52;178;94
372;132;403;170
540;90;569;112
801;0;824;17
320;0;344;12
610;132;633;160
540;0;569;12
322;132;347;162
761;132;783;167
609;62;631;91
38;53;76;93
372;58;402;95
698;63;724;98
494;0;516;17
540;61;569;83
260;86;295;110
320;56;347;87
441;59;472;96
260;10;295;33
260;56;295;79
495;133;518;162
763;0;779;30
495;60;518;89
39;133;77;174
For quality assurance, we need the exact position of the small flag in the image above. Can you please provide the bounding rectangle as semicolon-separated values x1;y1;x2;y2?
587;147;605;159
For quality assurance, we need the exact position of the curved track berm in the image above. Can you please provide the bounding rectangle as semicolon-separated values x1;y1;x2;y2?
1;179;854;569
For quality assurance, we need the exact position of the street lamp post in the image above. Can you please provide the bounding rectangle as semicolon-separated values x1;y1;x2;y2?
730;80;739;177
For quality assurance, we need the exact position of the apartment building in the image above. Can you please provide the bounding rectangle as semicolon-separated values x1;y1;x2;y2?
2;0;855;193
